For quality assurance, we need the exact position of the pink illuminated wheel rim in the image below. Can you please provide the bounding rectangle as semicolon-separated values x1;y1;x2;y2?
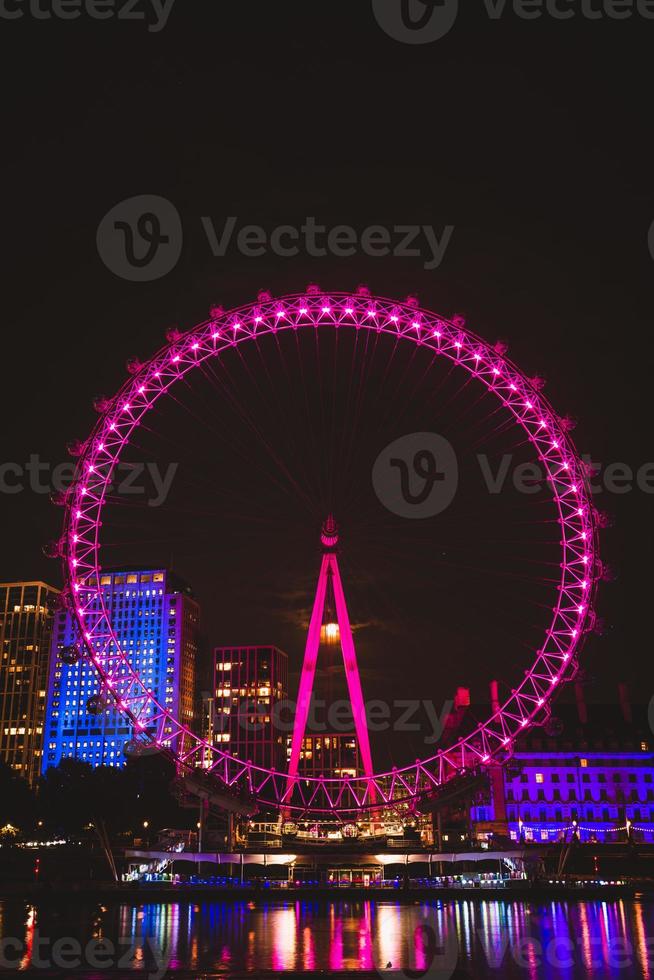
61;290;599;817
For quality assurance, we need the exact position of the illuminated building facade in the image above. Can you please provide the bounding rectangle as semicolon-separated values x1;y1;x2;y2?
43;568;199;770
285;732;361;778
213;645;288;770
471;686;654;843
0;581;60;784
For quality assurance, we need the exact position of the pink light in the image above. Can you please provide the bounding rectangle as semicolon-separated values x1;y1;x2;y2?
98;443;104;451
344;307;354;314
191;343;199;350
433;329;441;338
254;316;263;323
123;404;131;412
75;509;81;518
81;488;88;496
233;322;241;329
276;310;285;318
321;306;331;314
172;355;180;363
411;320;420;329
390;315;398;322
492;367;500;375
299;307;308;314
138;385;145;393
212;331;221;339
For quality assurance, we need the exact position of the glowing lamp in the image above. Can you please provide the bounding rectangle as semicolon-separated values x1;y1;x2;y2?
321;622;340;645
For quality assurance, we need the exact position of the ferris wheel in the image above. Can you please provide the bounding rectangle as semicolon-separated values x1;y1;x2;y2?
55;287;600;818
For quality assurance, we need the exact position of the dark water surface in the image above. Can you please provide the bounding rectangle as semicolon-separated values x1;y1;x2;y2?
1;896;653;977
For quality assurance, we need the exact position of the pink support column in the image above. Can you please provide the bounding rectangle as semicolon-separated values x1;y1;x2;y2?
285;517;375;811
328;553;375;784
285;553;329;798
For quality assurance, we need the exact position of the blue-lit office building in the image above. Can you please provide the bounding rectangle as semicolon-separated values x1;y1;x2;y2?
43;568;199;771
471;685;654;843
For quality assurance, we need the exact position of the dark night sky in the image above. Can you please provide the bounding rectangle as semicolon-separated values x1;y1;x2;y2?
1;2;653;764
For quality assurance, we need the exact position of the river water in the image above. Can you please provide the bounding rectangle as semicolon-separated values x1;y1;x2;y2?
0;896;652;977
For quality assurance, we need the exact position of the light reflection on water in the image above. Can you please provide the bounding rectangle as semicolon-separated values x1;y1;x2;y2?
1;897;654;975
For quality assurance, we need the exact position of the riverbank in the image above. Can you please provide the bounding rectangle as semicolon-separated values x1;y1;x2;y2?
0;880;640;902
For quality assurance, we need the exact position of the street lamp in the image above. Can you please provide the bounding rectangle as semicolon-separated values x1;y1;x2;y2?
142;821;149;848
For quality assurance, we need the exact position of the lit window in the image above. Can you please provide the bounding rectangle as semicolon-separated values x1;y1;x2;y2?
580;759;588;768
535;773;544;784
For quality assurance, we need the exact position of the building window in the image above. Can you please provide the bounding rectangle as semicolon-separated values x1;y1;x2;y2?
535;773;544;784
